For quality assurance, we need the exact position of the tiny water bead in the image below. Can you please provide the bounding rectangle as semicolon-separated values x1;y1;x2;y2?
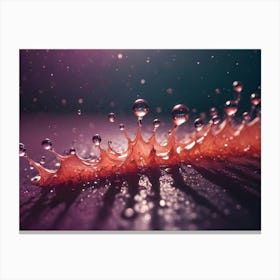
250;93;261;106
92;134;102;146
40;156;46;165
242;112;250;123
69;147;76;154
194;118;204;132
77;109;82;116
210;107;218;117
153;119;161;129
224;100;238;117
212;115;221;125
232;81;243;93
171;104;190;126
133;99;149;119
19;143;26;157
108;112;116;123
41;138;52;150
166;88;173;94
119;123;125;131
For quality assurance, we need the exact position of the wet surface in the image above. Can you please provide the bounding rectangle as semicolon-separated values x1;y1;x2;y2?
20;114;261;231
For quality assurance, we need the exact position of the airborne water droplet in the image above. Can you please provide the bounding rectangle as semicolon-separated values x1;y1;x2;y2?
211;115;221;125
171;104;190;126
166;88;173;94
41;138;52;150
69;147;76;154
77;109;82;115
19;143;26;157
242;112;250;123
153;118;161;129
133;99;149;119
194;118;204;132
119;123;125;131
250;93;261;106
92;134;102;146
224;100;238;116
210;107;218;117
108;112;116;123
232;81;243;93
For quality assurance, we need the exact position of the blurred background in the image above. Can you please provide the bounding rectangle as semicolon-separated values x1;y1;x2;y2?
20;49;261;117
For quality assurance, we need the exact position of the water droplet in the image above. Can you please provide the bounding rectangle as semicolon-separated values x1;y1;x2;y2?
19;143;26;157
29;164;34;170
77;109;81;115
119;123;125;131
251;93;261;106
224;100;238;116
40;156;46;165
123;208;135;219
92;134;101;146
153;118;161;129
171;104;190;126
108;112;116;123
133;99;149;119
31;175;41;183
159;200;166;207
210;107;218;117
117;53;123;59
242;112;250;123
194;118;204;131
232;81;243;93
69;147;76;154
166;88;173;94
41;138;52;150
156;106;162;113
215;88;221;94
78;98;84;104
140;79;146;84
212;115;221;125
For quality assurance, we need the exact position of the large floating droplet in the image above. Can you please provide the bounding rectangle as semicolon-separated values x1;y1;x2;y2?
250;93;261;106
133;99;149;118
92;134;102;146
19;143;26;157
232;81;243;93
171;104;190;126
224;100;238;116
108;112;116;123
194;118;204;131
41;138;52;150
